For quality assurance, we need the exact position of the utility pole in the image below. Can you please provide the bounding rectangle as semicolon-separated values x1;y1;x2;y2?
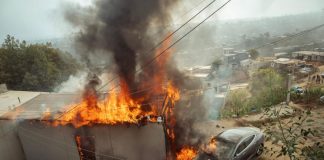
286;74;292;104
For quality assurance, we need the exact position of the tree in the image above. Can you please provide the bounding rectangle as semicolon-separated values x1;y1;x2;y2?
249;49;259;60
22;72;39;90
250;68;286;108
0;35;80;91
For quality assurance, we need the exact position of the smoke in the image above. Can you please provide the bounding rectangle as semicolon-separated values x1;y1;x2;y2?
64;0;210;155
175;94;208;150
54;72;88;93
64;0;181;90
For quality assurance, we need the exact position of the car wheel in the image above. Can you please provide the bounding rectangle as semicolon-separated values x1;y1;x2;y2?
256;144;264;156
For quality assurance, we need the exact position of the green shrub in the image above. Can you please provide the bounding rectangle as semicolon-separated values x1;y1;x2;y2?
0;35;80;91
291;87;324;104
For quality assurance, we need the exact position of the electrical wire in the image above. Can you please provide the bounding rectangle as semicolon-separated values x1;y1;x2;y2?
97;0;218;91
56;0;231;120
253;23;324;50
203;22;324;68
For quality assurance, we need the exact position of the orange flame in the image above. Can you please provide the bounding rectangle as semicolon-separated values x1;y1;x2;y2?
176;147;197;160
166;81;180;105
42;33;181;128
202;137;217;154
51;81;160;128
75;136;84;159
167;128;175;141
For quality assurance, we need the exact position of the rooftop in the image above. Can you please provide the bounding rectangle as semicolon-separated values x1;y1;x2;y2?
293;51;324;56
185;65;212;71
0;92;82;120
273;58;301;65
0;91;42;117
258;57;276;62
274;52;288;57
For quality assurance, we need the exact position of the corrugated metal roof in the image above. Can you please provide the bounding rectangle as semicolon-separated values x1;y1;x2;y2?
293;51;324;56
0;91;42;117
1;93;83;120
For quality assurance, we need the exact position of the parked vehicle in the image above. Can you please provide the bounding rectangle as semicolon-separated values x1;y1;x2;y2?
320;96;324;103
299;67;312;74
195;127;264;160
291;86;304;94
320;72;324;78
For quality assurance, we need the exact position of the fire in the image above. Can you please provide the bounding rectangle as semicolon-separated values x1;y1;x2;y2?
176;147;197;160
51;80;160;128
39;33;186;159
48;79;180;128
202;137;217;154
42;108;51;120
75;136;84;159
164;83;177;142
167;128;175;141
44;34;181;128
166;81;180;104
175;138;217;160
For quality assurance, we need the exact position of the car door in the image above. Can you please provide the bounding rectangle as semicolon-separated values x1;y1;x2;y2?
233;135;255;160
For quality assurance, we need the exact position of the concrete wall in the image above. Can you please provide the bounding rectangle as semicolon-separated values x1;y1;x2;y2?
0;120;25;160
18;121;166;160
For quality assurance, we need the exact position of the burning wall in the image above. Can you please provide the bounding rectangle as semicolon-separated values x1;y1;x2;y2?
18;121;166;160
1;93;169;160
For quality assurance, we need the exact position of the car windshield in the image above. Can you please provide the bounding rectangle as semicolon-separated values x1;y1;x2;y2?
214;138;236;160
198;137;236;160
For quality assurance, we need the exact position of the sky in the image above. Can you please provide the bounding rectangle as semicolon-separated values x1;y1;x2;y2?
0;0;323;41
218;0;324;20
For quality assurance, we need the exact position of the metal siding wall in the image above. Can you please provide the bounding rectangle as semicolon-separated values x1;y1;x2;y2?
91;124;166;160
18;121;80;160
0;120;25;160
18;121;166;160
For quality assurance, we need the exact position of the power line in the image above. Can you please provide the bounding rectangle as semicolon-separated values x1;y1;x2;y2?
92;0;211;86
180;0;210;18
156;0;210;32
58;22;324;112
20;4;323;125
253;23;324;50
97;0;218;91
56;0;230;120
116;0;232;90
204;22;324;68
13;21;323;159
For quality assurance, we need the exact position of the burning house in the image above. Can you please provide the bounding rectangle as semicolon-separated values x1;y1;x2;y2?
0;73;183;160
0;0;211;159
